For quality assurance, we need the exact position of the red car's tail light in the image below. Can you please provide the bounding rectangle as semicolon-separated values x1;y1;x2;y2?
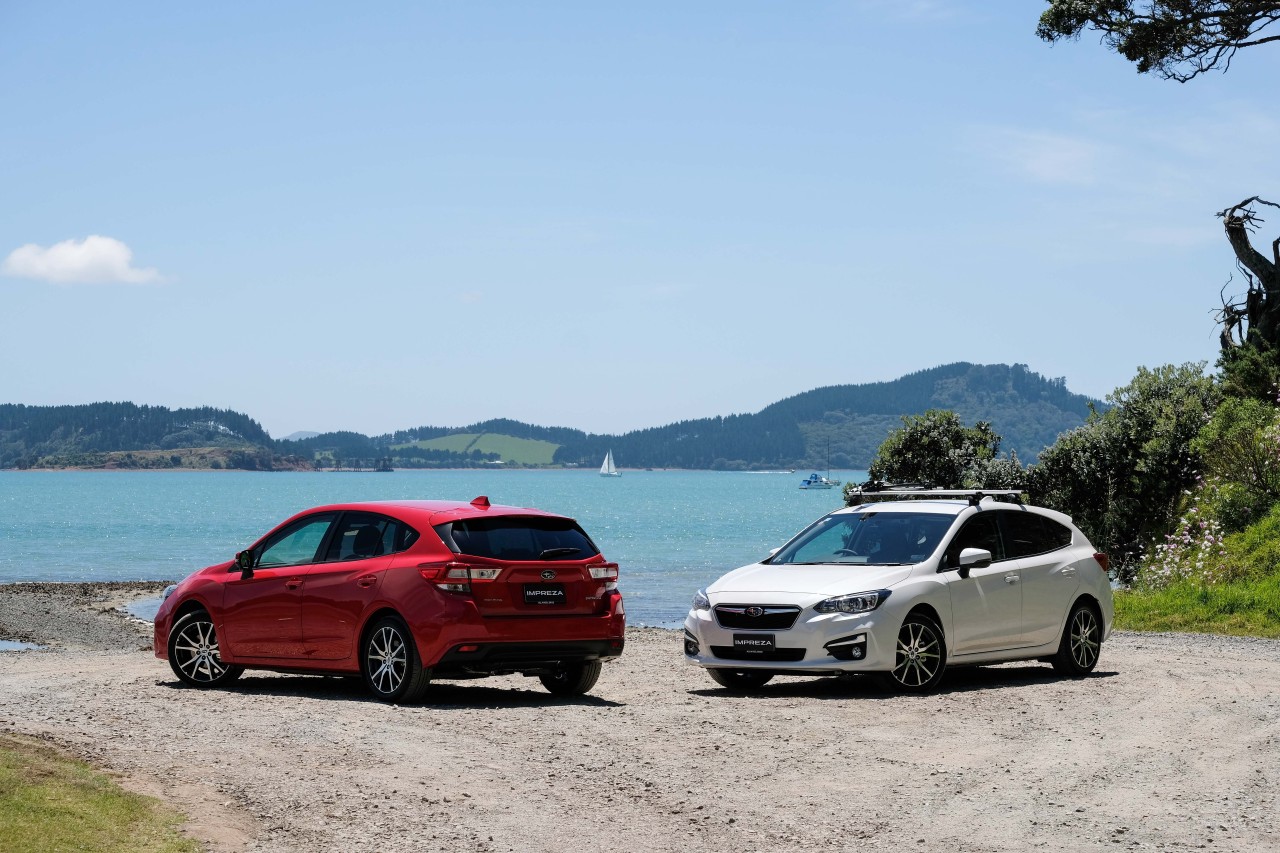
587;561;619;591
418;562;502;593
1093;553;1111;574
586;562;619;581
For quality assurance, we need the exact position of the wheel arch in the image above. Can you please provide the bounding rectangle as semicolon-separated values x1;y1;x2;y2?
1060;592;1104;640
904;602;945;635
171;596;213;622
358;606;406;649
1072;592;1103;615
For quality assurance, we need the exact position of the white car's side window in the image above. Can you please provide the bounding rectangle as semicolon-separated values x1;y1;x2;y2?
944;513;1005;568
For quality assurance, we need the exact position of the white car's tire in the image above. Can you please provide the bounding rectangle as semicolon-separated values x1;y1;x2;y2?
1051;600;1102;676
707;668;774;691
884;613;946;693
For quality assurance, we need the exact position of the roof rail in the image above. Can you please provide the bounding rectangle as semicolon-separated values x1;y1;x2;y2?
849;488;1025;507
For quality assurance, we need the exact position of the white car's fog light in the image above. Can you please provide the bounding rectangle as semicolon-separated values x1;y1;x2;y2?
684;630;700;656
824;632;868;662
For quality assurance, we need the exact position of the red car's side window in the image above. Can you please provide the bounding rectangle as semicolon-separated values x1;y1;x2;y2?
256;515;335;567
321;512;421;562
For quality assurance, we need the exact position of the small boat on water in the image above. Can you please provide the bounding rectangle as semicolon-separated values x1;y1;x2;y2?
800;440;838;489
599;450;621;478
799;472;838;490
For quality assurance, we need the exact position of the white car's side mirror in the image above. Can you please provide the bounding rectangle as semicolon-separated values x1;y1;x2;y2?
955;547;993;578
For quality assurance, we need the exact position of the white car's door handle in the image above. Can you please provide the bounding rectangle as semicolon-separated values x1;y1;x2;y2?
1004;575;1019;584
1062;567;1076;577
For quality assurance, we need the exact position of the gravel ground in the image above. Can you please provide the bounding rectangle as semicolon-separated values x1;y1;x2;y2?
0;582;1277;853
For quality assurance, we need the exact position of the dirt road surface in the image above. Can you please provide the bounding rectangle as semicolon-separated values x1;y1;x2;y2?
0;583;1276;852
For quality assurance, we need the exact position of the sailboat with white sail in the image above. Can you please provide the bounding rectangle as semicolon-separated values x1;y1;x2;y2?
599;450;621;477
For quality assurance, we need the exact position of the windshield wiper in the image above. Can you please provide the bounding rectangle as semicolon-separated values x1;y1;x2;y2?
538;547;581;560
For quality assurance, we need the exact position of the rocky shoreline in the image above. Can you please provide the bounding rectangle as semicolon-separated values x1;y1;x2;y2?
0;580;169;650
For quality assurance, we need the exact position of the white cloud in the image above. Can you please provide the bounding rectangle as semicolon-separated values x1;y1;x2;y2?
986;128;1103;185
1;235;162;284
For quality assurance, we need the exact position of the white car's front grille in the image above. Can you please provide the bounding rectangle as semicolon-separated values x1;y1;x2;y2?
713;605;801;630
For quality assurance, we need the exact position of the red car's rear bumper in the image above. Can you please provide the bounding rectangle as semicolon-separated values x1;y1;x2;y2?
413;590;625;676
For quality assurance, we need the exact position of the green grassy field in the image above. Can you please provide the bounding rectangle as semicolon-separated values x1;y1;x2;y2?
0;736;198;853
394;433;560;465
1114;575;1280;638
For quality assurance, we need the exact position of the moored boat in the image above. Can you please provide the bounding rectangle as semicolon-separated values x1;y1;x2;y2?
798;472;838;489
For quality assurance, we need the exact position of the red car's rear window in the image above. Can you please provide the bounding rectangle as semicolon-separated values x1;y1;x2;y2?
435;517;601;562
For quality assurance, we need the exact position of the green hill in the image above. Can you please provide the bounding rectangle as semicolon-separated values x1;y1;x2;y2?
0;403;293;470
393;433;559;465
1;363;1101;471
550;363;1097;470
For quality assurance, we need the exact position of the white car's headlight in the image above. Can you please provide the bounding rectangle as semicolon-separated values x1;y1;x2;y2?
814;589;890;614
692;589;711;611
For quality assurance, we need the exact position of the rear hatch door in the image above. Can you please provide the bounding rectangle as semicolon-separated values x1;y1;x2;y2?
434;515;612;617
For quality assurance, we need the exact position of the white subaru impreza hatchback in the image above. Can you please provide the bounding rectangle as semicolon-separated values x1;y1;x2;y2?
684;490;1114;693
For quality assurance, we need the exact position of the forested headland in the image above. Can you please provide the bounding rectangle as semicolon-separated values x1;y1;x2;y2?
0;362;1096;471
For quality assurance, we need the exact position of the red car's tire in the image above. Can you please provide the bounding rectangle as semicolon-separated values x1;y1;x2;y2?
168;610;244;688
361;615;431;703
539;661;603;696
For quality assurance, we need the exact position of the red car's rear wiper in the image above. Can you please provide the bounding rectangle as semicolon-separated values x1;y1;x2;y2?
538;547;582;560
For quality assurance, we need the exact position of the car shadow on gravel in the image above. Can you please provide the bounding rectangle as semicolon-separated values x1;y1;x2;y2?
688;665;1119;700
158;675;625;708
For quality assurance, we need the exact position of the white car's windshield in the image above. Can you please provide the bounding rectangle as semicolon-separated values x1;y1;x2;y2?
768;511;957;566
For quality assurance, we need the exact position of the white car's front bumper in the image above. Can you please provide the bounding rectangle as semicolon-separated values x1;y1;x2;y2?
683;603;898;673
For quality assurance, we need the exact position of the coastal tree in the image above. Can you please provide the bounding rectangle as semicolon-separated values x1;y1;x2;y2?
859;410;1005;492
1036;1;1280;81
1029;363;1221;578
1215;197;1280;398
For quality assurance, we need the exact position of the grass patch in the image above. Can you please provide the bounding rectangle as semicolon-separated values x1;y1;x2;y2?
394;433;560;465
0;735;198;853
1115;574;1280;638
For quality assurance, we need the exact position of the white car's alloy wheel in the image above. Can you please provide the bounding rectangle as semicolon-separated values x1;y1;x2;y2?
889;615;946;692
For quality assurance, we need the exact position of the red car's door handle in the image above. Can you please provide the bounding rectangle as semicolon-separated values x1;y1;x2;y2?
356;575;377;588
285;578;303;590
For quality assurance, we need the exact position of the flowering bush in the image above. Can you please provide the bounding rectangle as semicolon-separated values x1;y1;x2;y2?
1136;390;1280;589
1141;479;1229;588
1140;473;1280;590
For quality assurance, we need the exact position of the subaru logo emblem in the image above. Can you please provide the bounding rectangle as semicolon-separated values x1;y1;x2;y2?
541;570;556;580
745;606;764;618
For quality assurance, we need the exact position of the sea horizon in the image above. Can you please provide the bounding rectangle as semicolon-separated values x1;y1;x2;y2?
0;468;863;628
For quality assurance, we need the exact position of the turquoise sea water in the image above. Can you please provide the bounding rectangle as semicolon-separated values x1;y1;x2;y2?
0;469;862;628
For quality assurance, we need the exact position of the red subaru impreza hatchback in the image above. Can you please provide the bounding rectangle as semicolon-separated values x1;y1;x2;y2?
154;496;625;702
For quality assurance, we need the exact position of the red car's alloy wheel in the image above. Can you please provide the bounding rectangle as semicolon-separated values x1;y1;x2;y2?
168;611;243;687
362;615;430;703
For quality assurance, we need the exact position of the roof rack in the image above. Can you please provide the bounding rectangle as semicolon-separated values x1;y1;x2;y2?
848;487;1024;507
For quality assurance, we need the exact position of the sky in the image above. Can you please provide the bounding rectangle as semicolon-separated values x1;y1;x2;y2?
3;2;1278;440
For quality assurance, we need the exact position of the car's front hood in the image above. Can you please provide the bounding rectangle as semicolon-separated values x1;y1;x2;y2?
706;562;913;602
